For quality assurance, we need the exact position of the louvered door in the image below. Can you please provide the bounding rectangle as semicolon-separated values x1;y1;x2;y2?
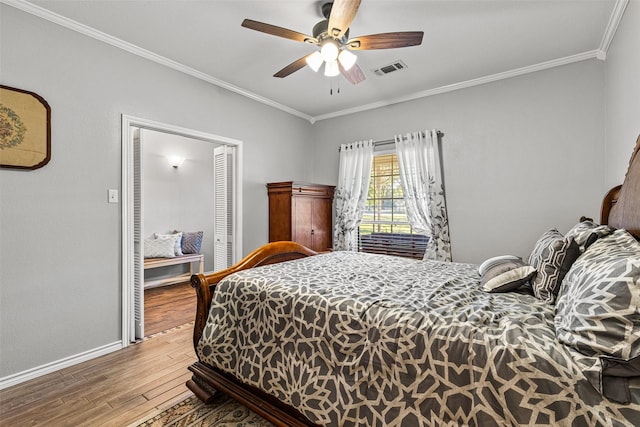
213;145;235;271
133;128;144;340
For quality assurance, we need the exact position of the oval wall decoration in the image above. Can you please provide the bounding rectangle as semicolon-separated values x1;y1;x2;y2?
0;85;51;170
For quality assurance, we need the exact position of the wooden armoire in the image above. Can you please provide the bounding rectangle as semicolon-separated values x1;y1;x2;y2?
266;181;335;252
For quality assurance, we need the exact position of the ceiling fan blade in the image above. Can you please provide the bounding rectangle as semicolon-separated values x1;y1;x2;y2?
339;63;366;85
241;19;317;44
274;54;313;78
328;0;361;39
347;32;424;50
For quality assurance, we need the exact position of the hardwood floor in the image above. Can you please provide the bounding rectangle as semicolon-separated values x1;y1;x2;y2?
0;283;199;426
0;324;197;426
144;281;196;336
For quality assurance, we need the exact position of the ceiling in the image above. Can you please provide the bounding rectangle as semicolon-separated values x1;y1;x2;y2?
15;0;624;122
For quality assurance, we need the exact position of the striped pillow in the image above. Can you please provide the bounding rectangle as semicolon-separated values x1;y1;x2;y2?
178;230;203;254
480;258;536;293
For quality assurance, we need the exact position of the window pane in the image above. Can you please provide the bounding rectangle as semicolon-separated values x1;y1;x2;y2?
359;152;426;259
359;223;373;235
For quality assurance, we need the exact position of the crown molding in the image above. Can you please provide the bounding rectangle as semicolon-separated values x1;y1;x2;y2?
4;0;627;125
312;50;601;122
598;0;629;59
314;0;628;122
2;0;314;123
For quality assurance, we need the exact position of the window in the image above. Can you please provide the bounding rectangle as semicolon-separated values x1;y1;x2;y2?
358;153;428;259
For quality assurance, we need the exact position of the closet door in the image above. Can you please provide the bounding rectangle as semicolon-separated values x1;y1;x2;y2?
213;145;235;271
133;128;144;340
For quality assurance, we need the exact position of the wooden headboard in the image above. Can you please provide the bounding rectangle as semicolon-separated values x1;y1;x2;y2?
601;134;640;239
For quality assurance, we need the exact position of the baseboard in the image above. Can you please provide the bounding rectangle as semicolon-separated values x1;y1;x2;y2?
0;340;123;390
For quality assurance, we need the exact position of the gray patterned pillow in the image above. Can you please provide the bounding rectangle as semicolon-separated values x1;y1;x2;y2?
178;230;203;254
565;220;615;251
528;229;580;303
555;229;640;362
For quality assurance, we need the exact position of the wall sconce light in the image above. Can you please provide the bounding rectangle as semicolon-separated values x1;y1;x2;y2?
167;156;185;168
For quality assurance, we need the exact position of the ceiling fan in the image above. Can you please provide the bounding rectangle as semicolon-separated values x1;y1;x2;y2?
241;0;423;85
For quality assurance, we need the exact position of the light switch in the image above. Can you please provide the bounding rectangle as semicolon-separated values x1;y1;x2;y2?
108;189;119;204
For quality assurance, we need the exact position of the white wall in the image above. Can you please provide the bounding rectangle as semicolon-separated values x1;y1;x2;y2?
311;60;606;263
604;0;640;188
0;5;313;379
141;129;217;276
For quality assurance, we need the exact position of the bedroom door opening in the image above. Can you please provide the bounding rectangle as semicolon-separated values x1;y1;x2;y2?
121;115;243;345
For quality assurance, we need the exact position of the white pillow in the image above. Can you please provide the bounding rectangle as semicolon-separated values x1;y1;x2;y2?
154;232;183;256
144;236;177;258
478;255;521;276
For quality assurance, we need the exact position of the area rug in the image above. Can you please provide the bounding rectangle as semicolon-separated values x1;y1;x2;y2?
135;393;275;427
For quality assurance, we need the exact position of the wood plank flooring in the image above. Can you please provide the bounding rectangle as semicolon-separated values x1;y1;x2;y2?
0;283;199;426
144;281;196;336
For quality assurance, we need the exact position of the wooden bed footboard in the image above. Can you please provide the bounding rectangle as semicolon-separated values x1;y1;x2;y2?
186;361;317;427
187;241;319;425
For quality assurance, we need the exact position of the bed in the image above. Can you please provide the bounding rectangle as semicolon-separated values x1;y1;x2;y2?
187;136;640;426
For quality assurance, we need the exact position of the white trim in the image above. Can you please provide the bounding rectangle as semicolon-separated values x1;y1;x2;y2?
2;0;313;123
234;143;244;264
0;341;122;390
598;0;629;57
313;50;601;122
3;0;627;124
122;116;134;345
121;115;243;345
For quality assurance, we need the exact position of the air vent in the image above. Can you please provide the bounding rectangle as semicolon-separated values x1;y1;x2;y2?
373;60;408;76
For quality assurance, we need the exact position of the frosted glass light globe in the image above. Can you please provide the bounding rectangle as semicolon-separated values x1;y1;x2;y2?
306;51;323;72
338;50;357;71
324;60;340;77
320;41;339;62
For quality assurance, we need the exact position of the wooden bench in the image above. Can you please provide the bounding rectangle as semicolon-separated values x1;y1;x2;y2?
144;253;204;289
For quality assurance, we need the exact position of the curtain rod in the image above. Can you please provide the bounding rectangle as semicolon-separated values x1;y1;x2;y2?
339;130;444;152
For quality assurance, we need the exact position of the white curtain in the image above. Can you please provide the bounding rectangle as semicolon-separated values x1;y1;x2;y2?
395;130;452;261
333;140;374;251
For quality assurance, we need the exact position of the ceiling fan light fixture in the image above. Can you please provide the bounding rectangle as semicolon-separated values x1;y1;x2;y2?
241;1;423;84
324;60;340;77
338;49;357;71
320;40;339;62
306;51;323;72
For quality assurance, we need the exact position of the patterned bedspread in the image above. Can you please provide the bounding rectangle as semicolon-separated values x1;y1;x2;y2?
197;251;640;426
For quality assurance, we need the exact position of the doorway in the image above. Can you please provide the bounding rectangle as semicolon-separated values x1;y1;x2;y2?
121;115;243;345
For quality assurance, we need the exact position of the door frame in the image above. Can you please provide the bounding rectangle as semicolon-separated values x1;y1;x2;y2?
121;114;243;345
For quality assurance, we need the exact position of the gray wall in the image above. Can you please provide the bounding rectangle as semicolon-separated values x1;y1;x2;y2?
603;0;640;188
311;60;605;263
1;2;638;383
0;5;313;378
